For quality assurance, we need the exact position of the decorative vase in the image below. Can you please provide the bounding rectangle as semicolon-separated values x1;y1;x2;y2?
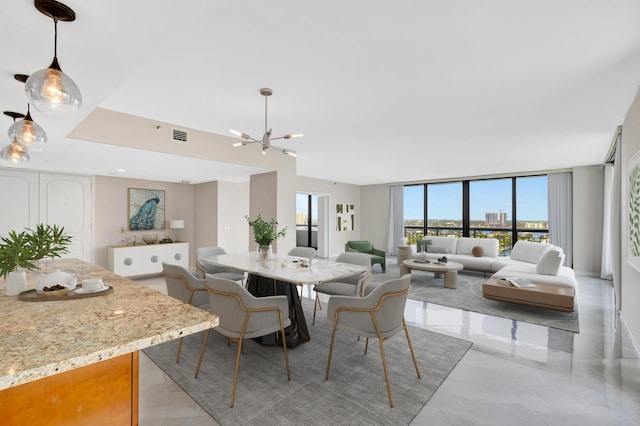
417;245;428;263
258;244;272;261
6;271;28;296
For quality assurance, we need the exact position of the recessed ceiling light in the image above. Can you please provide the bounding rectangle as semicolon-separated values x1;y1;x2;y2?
115;168;126;172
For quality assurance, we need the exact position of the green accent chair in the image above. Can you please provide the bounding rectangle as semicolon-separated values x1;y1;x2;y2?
345;240;386;272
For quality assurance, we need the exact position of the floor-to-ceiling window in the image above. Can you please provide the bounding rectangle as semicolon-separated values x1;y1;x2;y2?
427;182;463;237
296;193;318;248
469;178;512;254
403;175;548;255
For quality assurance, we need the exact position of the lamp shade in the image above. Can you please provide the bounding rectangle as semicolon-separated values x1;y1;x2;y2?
170;220;185;229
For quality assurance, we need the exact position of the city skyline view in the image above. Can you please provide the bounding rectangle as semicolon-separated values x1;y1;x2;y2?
404;176;548;222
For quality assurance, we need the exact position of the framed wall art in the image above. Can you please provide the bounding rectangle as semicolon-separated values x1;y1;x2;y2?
336;203;355;232
128;188;165;231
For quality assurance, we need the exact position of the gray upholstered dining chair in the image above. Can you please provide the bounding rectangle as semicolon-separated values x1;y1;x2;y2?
195;246;245;283
324;274;420;408
195;275;291;408
161;262;210;363
288;247;316;296
288;246;316;260
312;252;371;325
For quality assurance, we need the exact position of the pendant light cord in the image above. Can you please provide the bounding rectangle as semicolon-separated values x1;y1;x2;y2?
264;93;268;134
53;18;58;59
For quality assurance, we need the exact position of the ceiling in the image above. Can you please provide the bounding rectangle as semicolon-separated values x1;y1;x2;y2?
1;0;639;185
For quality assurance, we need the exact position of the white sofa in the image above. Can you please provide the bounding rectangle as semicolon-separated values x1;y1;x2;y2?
408;236;500;273
407;237;576;311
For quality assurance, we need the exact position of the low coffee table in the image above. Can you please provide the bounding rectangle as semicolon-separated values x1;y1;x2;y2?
400;259;464;289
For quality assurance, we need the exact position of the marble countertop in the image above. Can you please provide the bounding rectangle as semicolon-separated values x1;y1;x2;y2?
201;252;369;285
0;258;218;390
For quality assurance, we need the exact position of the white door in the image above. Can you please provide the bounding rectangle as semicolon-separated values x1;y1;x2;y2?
0;169;39;236
39;173;93;263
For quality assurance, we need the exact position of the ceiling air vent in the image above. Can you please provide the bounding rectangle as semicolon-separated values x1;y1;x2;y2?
172;128;188;143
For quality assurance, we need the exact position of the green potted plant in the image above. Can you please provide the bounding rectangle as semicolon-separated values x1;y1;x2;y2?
245;214;287;260
0;224;72;295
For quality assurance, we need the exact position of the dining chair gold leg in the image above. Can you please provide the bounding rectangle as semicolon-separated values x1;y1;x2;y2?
175;336;183;363
325;316;339;380
194;329;211;378
279;314;291;381
364;337;369;354
378;337;394;408
313;294;319;325
403;318;421;378
230;337;243;408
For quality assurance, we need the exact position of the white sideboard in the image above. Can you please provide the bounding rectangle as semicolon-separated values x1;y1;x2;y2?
108;243;189;277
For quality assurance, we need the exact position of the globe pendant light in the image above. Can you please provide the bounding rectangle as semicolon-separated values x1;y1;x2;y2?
7;105;47;152
1;111;30;164
0;142;30;165
25;0;81;119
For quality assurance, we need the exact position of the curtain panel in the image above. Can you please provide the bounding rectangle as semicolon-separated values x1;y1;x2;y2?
388;185;404;255
548;172;573;267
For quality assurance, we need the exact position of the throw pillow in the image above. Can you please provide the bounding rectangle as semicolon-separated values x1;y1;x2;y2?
427;246;449;254
536;249;563;275
472;246;484;257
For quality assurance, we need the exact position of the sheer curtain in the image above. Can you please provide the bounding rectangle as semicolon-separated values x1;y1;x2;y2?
548;172;573;267
388;185;403;255
601;134;622;310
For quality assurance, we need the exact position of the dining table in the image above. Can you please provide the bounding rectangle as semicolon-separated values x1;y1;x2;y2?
199;252;368;347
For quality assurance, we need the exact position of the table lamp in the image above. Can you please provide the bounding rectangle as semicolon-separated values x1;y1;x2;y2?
170;219;184;242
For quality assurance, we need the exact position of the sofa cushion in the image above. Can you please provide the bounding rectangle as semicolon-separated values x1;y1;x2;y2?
509;241;552;264
456;238;499;258
536;249;564;275
424;236;458;255
492;264;576;288
427;246;449;254
472;246;484;257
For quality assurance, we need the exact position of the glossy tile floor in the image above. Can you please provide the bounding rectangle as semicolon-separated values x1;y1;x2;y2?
135;268;640;425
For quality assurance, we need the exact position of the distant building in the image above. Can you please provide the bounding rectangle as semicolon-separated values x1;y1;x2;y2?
499;210;507;226
485;212;498;225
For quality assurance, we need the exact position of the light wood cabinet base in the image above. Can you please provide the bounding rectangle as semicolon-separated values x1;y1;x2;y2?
0;352;139;426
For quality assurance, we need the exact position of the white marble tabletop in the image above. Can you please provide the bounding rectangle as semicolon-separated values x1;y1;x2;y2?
0;258;218;390
200;252;368;285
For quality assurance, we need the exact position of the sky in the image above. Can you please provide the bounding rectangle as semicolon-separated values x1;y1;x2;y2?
404;176;548;221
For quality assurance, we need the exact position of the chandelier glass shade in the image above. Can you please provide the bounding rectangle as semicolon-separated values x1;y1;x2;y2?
0;141;30;164
26;1;81;119
7;107;47;152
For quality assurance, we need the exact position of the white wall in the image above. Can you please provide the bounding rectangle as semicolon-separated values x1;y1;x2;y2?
572;165;604;276
296;176;361;257
621;87;640;346
361;184;390;252
217;181;249;254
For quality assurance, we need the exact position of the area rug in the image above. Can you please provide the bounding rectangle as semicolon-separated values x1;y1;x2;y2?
143;299;472;425
374;261;579;333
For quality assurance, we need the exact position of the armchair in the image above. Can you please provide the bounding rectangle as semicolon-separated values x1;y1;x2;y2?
345;240;386;272
195;276;291;408
196;246;245;283
325;274;420;407
161;262;210;363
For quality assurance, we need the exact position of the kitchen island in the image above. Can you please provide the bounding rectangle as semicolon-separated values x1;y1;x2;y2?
0;258;217;425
